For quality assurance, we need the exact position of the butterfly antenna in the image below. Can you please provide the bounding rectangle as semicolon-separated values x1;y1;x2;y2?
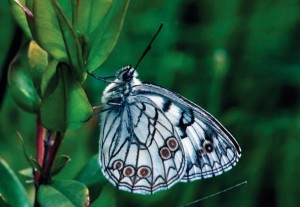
87;70;117;83
179;181;248;207
134;23;164;70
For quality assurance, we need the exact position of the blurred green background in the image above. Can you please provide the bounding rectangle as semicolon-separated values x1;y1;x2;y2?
1;0;300;206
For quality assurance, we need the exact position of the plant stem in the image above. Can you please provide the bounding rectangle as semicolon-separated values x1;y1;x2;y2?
35;116;45;184
34;121;64;206
34;116;46;207
41;131;52;172
43;132;63;182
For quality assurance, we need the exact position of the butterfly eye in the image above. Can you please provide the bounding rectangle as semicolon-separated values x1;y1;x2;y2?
122;71;133;81
113;160;124;170
204;142;214;153
160;147;171;159
167;137;178;151
137;166;151;178
123;166;135;177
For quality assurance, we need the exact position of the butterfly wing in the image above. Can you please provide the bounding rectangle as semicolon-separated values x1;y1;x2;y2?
131;83;241;182
99;97;186;194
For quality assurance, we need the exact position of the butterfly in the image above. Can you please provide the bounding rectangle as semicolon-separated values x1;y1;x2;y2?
97;65;241;195
93;23;241;195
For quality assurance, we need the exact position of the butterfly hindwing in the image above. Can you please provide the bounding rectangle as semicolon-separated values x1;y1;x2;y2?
100;95;186;194
131;83;241;182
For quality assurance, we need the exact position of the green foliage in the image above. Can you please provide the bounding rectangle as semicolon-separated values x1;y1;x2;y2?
7;46;41;113
2;0;130;206
75;0;113;34
28;41;49;91
86;0;131;71
33;0;70;62
51;155;71;176
8;0;32;38
40;64;92;131
0;158;31;207
75;155;107;202
37;180;89;207
7;0;129;132
16;131;43;174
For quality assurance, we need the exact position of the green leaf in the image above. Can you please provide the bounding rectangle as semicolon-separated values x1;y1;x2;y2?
75;155;107;202
8;46;41;113
51;155;71;176
75;155;103;183
40;64;92;132
16;131;35;169
87;0;130;71
8;0;32;38
19;168;34;179
40;59;59;97
24;0;38;40
33;0;67;61
51;0;85;82
76;0;113;34
56;0;72;22
16;132;43;175
37;180;89;207
0;157;31;207
28;41;48;94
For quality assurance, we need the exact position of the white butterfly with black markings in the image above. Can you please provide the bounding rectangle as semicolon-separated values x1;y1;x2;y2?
93;24;241;195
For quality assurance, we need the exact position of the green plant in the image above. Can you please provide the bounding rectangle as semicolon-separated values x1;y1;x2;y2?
2;0;130;206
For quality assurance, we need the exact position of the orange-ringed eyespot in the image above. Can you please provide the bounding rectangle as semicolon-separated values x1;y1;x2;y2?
167;137;178;151
113;160;124;170
160;147;171;159
137;166;151;178
123;166;135;177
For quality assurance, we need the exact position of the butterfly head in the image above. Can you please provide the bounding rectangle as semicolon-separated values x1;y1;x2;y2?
101;65;141;105
116;65;137;82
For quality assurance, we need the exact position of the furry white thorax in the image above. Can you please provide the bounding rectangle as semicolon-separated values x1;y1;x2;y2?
101;67;141;105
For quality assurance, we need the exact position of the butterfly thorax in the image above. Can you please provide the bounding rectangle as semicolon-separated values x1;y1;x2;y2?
101;66;141;106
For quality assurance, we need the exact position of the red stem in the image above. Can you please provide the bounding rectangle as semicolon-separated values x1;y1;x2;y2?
34;117;64;207
37;117;45;166
35;116;45;184
34;116;46;207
